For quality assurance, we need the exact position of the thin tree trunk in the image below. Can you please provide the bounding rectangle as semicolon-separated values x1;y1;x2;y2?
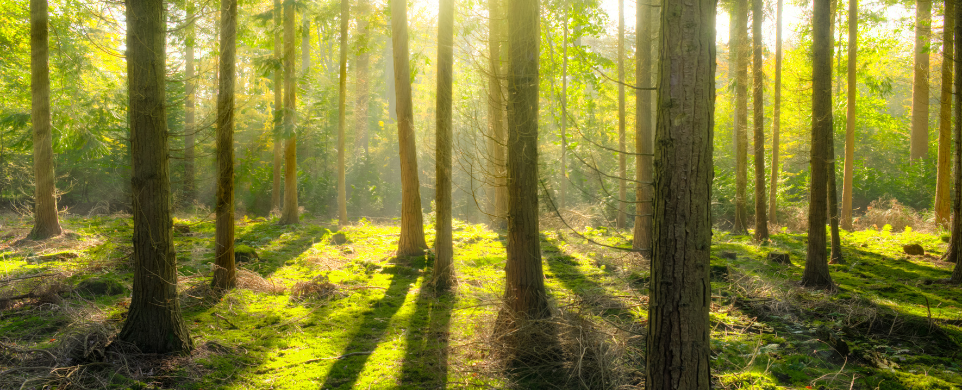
271;0;282;213
354;0;371;157
337;0;349;226
280;0;299;225
770;0;782;224
950;0;962;280
433;0;455;291
802;0;836;289
841;0;858;230
617;0;627;229
392;0;428;256
119;0;192;353
487;0;508;228
828;127;844;263
184;8;196;207
936;0;954;229
912;0;932;161
560;18;568;212
633;0;652;254
645;0;714;383
28;0;62;240
752;0;768;241
212;0;237;291
734;0;749;234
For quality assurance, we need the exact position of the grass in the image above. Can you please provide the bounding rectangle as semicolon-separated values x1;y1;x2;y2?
1;212;961;389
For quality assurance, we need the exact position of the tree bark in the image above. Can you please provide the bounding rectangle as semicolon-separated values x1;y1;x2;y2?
28;0;62;240
633;0;653;254
828;124;844;264
936;0;954;229
391;0;428;256
617;0;627;229
487;0;508;228
645;0;714;384
948;0;962;280
271;0;283;213
337;0;349;226
433;0;455;291
183;8;196;208
841;0;858;230
752;0;768;241
279;0;299;225
212;0;237;291
911;0;932;161
802;0;836;289
734;0;749;234
770;0;782;224
119;0;192;353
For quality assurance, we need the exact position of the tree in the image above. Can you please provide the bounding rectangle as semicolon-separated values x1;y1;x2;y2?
617;0;627;229
28;0;62;240
911;0;932;161
752;0;768;241
633;0;653;254
841;0;858;230
501;0;548;318
769;0;783;224
560;10;568;211
354;0;371;157
212;0;237;291
271;0;283;214
734;0;749;234
801;0;835;289
936;0;954;229
183;6;196;207
118;0;192;353
337;0;349;226
391;0;428;256
645;0;714;384
279;0;298;225
949;0;962;282
487;0;507;228
433;0;455;291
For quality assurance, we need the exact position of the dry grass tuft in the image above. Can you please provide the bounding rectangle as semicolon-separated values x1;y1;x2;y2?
0;272;69;310
855;198;933;233
290;274;344;301
236;268;286;295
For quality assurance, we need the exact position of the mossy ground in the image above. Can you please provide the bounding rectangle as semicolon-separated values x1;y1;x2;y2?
1;213;961;389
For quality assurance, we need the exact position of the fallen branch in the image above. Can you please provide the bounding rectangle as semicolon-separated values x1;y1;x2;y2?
213;312;238;329
303;351;373;363
0;273;58;286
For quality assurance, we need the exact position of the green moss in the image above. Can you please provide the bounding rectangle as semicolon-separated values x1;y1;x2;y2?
718;372;779;390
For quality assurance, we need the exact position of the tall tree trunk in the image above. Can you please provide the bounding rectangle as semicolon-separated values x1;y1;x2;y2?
212;0;237;291
752;0;768;241
354;0;371;157
28;0;62;240
271;0;282;213
769;0;782;224
433;0;455;291
828;128;844;263
501;0;548;319
560;17;568;211
392;0;428;256
617;0;627;229
183;8;196;207
912;0;932;161
633;0;653;254
841;0;858;230
279;0;299;225
487;0;508;228
645;0;714;383
949;0;962;281
734;0;749;234
936;0;954;229
119;0;192;353
302;13;310;76
337;0;349;226
802;0;836;289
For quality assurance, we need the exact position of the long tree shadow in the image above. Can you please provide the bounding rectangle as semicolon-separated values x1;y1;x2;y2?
397;283;454;388
238;223;333;276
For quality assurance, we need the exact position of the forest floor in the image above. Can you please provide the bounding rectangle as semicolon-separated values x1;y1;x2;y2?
1;212;961;389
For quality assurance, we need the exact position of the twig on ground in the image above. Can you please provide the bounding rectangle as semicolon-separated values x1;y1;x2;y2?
213;312;238;329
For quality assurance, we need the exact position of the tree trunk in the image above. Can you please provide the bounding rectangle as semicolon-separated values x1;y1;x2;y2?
119;0;192;353
948;0;962;281
560;18;568;212
645;0;714;384
212;0;237;291
487;0;508;229
911;0;932;161
633;0;653;254
433;0;455;291
752;0;768;241
617;0;627;229
802;0;836;289
354;0;371;157
183;8;196;207
734;0;749;234
936;0;954;229
392;0;428;256
770;0;782;224
337;0;349;226
841;0;858;230
828;125;844;264
28;0;62;240
279;0;298;225
271;0;282;213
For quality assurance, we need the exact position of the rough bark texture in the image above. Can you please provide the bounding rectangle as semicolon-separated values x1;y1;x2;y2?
936;0;954;229
502;0;548;318
734;0;749;234
633;0;652;254
949;0;962;281
354;0;371;157
337;0;349;226
29;0;62;240
212;0;237;291
392;0;428;256
183;9;196;207
433;0;455;291
911;0;932;161
271;0;282;213
842;0;858;230
802;0;836;289
119;0;192;353
280;1;298;225
617;0;627;229
645;0;715;384
487;0;508;228
770;0;782;224
752;0;768;241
